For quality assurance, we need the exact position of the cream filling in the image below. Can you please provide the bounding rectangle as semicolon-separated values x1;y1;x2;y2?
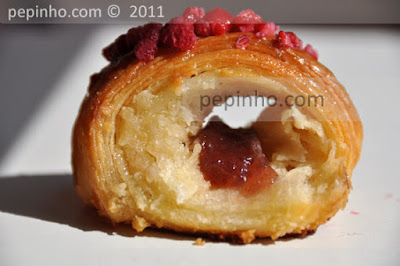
111;72;342;230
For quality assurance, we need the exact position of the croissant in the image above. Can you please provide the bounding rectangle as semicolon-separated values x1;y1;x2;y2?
72;8;363;243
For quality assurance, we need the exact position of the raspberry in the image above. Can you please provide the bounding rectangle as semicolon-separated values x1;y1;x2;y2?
235;35;250;50
141;23;163;41
286;32;303;49
126;23;162;50
275;31;318;60
102;44;118;61
194;23;211;36
134;39;158;62
255;22;278;38
115;35;128;53
276;31;293;48
195;8;234;36
102;34;128;61
161;23;197;50
102;7;320;63
304;44;318;60
169;16;186;24
233;9;263;33
182;7;205;23
126;27;142;49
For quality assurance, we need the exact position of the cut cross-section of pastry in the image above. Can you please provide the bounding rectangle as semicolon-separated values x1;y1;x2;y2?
72;7;363;243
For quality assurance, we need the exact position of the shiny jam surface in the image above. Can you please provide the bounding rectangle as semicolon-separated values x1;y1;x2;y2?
197;120;278;196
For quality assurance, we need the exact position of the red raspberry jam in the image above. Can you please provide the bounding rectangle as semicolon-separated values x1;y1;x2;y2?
197;120;277;196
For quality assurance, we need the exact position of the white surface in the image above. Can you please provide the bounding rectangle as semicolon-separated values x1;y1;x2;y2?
1;25;400;265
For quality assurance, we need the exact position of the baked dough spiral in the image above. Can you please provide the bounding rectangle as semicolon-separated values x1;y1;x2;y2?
72;32;363;243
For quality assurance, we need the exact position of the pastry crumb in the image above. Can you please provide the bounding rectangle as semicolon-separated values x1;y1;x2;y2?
194;237;206;246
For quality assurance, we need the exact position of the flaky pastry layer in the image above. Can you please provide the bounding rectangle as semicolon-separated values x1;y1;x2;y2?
72;33;363;243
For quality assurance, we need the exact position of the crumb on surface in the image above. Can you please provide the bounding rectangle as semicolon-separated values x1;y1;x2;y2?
194;237;206;246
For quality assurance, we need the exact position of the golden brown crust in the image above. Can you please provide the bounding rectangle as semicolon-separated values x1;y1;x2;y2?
72;32;363;242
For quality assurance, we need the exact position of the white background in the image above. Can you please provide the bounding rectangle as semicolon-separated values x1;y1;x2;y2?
0;25;399;265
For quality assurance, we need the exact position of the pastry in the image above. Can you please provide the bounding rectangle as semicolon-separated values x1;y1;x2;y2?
72;7;363;243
